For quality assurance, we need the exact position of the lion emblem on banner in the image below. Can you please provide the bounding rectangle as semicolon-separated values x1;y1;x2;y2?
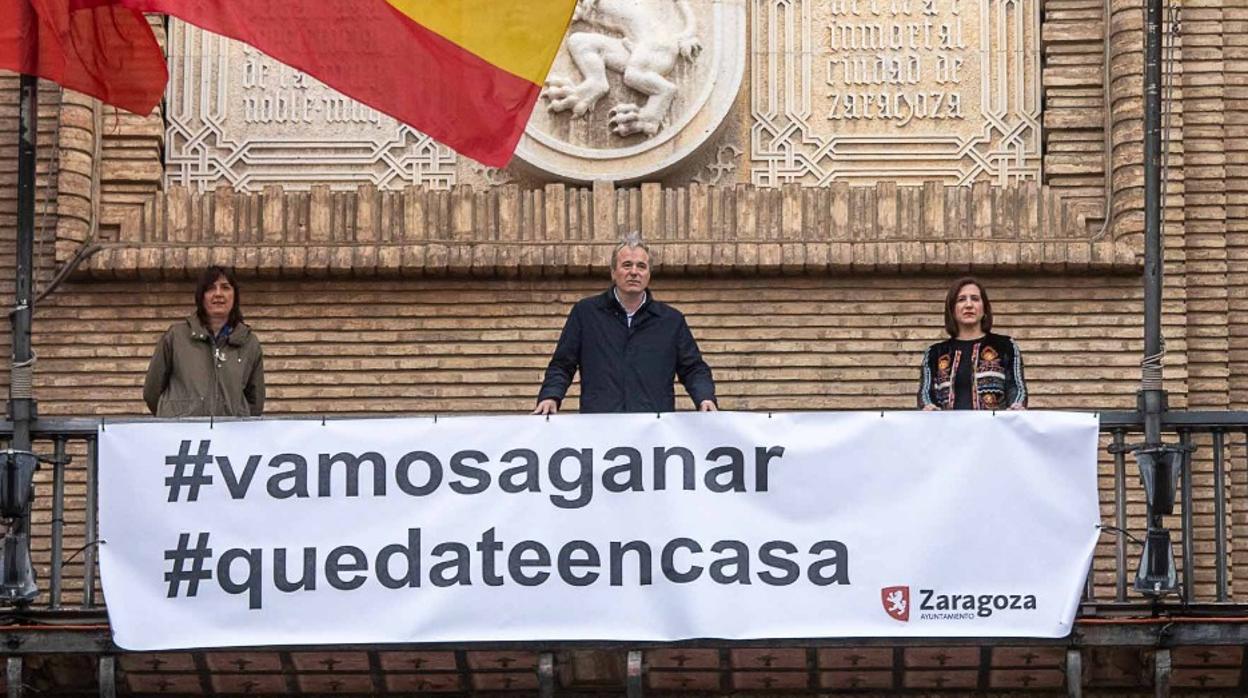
881;586;910;622
541;0;702;137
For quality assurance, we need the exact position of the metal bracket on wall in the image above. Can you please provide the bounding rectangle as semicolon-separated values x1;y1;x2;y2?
1066;648;1082;698
6;656;21;698
97;656;115;698
627;649;644;697
1154;648;1171;698
538;652;555;698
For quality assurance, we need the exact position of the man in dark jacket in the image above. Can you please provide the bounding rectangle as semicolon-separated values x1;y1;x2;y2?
533;234;717;414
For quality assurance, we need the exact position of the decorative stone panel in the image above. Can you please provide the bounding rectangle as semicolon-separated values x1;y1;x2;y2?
749;0;1043;186
164;21;457;192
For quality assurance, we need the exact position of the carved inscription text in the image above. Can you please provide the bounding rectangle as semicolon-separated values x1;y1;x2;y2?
750;0;1040;185
165;22;457;192
824;0;969;128
239;48;384;129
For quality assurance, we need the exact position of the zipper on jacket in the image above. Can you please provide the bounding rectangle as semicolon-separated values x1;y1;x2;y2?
206;332;220;417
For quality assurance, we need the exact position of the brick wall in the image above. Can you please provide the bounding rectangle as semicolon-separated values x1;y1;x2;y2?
4;4;1248;613
30;274;1153;417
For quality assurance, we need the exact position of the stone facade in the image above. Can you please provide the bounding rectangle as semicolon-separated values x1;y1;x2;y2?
1;1;1248;692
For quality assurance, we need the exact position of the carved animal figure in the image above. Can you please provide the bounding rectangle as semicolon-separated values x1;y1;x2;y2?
542;0;702;137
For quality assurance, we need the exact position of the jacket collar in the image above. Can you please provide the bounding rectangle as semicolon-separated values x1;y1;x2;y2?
937;332;1001;352
598;287;662;318
185;314;250;346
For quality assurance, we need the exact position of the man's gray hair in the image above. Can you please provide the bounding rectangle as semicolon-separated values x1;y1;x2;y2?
611;231;651;268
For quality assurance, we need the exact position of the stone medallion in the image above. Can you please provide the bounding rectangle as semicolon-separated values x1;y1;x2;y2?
515;0;746;183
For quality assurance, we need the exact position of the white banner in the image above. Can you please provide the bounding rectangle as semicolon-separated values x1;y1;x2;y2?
99;411;1100;650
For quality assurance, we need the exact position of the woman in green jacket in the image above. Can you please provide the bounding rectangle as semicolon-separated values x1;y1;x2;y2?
143;266;264;417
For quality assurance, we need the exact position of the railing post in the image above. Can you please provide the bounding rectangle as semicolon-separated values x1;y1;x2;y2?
1112;429;1128;600
50;438;66;608
83;437;98;609
1179;430;1194;603
1211;429;1228;601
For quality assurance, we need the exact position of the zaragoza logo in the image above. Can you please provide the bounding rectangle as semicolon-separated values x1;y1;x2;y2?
881;585;910;622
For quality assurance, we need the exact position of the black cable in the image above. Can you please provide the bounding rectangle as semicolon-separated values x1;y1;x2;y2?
1097;524;1144;547
62;538;104;565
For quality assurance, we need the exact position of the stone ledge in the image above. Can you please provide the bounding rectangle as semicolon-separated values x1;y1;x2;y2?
58;180;1136;278
63;181;1106;245
78;239;1141;279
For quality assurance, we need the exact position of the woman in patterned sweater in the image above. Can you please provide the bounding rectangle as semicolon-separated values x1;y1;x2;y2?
918;277;1027;411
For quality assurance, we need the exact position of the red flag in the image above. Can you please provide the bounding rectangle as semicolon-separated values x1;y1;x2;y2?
0;0;166;114
117;0;577;166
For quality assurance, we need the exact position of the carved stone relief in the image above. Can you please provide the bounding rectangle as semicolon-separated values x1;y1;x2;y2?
161;1;1038;192
691;144;743;185
749;0;1041;186
164;21;457;192
515;0;746;182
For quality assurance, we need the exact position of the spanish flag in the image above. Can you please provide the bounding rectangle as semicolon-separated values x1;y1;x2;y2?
0;0;166;115
117;0;578;167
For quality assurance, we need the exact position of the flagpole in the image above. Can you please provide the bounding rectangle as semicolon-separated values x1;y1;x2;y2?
2;70;40;602
1130;0;1181;596
13;72;36;452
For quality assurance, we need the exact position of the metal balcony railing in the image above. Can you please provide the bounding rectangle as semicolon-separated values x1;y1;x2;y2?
1095;411;1248;609
2;412;1246;617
